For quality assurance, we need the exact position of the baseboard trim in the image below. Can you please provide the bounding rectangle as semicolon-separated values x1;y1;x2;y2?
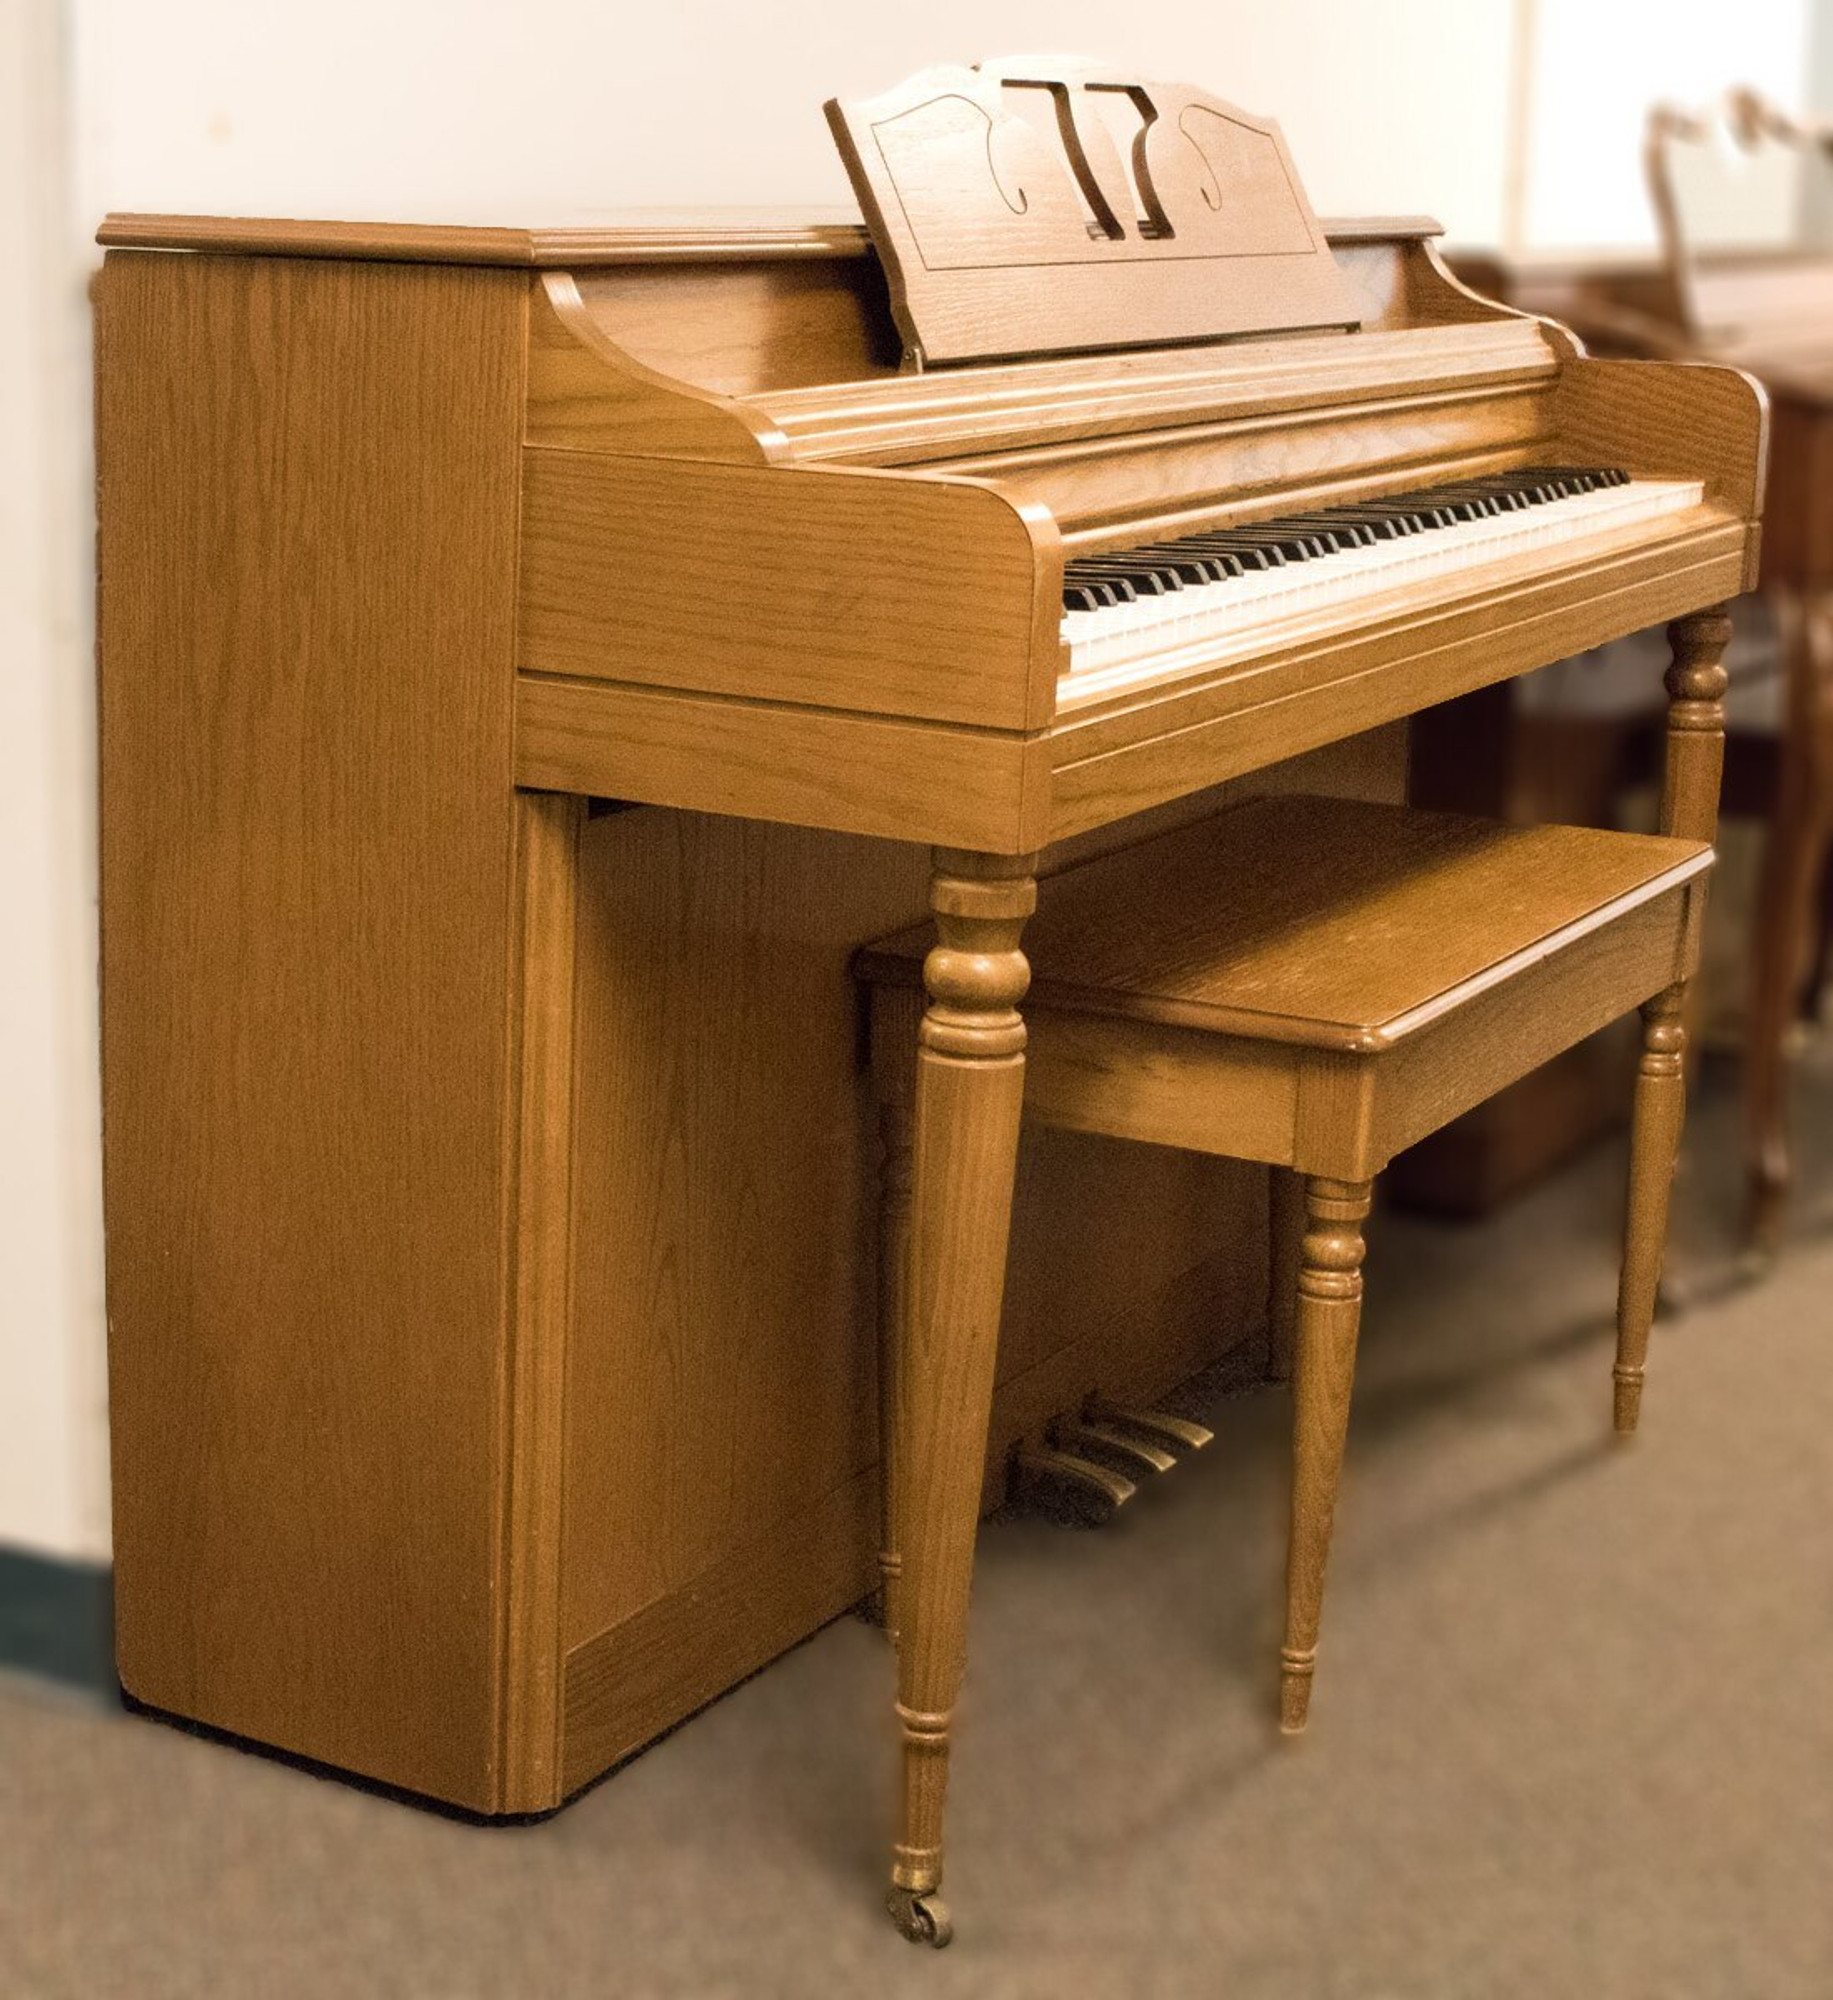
0;1546;114;1692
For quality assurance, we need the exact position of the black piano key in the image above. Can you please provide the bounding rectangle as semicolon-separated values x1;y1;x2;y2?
1062;573;1134;607
1194;519;1333;557
1437;493;1509;521
1126;546;1246;582
1070;559;1182;595
1105;542;1234;579
1236;527;1335;560
1463;475;1544;507
1278;514;1384;547
1421;494;1503;520
1172;535;1286;570
1504;469;1588;502
1456;482;1530;511
1311;507;1413;539
1337;501;1437;534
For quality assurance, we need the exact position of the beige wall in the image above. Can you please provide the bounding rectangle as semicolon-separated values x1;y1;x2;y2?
3;0;1822;1562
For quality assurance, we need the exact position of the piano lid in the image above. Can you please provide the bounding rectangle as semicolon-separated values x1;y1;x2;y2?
95;208;1441;266
825;56;1363;367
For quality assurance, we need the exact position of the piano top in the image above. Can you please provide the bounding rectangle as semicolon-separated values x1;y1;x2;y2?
96;208;1445;267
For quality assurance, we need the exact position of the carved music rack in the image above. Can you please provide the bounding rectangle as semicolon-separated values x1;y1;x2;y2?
825;56;1361;365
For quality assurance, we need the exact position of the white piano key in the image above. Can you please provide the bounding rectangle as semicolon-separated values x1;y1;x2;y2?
1061;478;1706;678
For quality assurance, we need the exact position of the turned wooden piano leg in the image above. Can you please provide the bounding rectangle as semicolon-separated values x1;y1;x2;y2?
1266;1167;1305;1384
1746;590;1833;1260
1606;605;1726;1411
884;849;1036;1948
1615;987;1688;1434
1280;1175;1371;1734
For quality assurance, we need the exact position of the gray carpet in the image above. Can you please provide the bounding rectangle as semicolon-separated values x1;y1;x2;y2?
5;1053;1830;2000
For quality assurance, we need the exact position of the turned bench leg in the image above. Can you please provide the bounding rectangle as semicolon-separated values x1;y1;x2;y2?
884;850;1035;1948
1614;987;1687;1433
1281;1175;1372;1734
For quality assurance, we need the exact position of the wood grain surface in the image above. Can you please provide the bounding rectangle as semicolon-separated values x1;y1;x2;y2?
860;797;1710;1048
98;251;533;1809
826;59;1358;365
517;450;1056;728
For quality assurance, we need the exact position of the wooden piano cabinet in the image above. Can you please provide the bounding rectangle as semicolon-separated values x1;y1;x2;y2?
96;236;1408;1809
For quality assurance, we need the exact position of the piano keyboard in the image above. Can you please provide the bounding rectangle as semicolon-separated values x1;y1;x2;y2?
1061;467;1705;679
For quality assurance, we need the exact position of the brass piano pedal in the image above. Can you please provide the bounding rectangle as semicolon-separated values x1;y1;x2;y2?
1010;1446;1137;1526
1086;1399;1215;1456
1050;1416;1177;1477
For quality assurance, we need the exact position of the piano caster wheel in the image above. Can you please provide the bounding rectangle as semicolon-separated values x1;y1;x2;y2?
886;1887;953;1948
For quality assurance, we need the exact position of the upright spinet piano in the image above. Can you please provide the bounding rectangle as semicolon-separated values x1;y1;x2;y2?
96;59;1764;1828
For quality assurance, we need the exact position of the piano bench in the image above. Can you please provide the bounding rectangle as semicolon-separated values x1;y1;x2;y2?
857;793;1713;1740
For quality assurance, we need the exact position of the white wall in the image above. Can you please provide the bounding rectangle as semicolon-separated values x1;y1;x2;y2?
4;0;1824;1565
1;0;109;1562
69;1;1518;239
1518;0;1815;248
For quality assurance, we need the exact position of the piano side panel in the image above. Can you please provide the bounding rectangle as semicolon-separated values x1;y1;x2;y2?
1555;355;1770;530
517;450;1052;730
554;727;1406;1790
98;254;534;1808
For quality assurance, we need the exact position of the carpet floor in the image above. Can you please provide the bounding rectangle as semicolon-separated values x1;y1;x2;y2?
4;1053;1830;1999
